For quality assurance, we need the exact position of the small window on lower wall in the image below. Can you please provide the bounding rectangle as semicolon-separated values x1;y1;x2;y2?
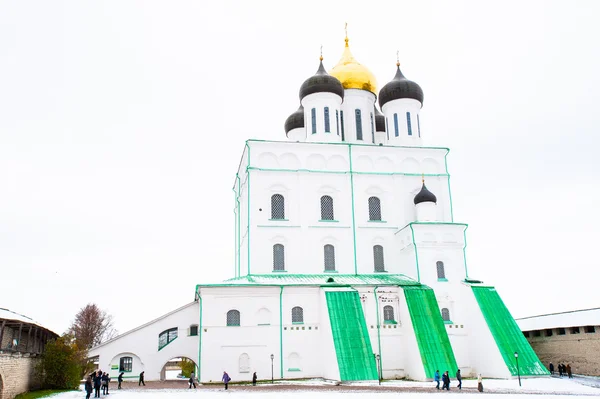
558;328;566;335
189;325;198;336
533;330;541;337
523;331;530;338
571;327;580;334
585;325;596;333
545;329;553;337
119;357;132;372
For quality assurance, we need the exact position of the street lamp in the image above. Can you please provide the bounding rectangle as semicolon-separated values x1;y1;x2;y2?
514;352;521;387
375;354;381;385
270;354;274;384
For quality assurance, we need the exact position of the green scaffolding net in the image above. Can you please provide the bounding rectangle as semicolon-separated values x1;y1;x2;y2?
325;291;379;381
403;286;458;379
471;286;549;376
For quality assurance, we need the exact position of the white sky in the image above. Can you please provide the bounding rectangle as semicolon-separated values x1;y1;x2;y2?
1;1;599;335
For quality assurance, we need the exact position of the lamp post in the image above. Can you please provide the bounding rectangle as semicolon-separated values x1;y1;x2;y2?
376;354;381;385
270;354;274;384
514;352;521;387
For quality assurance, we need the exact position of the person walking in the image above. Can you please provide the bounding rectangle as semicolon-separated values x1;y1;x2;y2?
189;371;197;389
252;372;257;386
138;371;145;386
434;370;440;389
477;374;484;392
117;372;124;390
442;371;451;390
222;371;231;390
101;372;109;395
549;362;554;375
558;363;563;377
85;377;93;399
93;371;102;398
566;364;572;378
456;369;462;390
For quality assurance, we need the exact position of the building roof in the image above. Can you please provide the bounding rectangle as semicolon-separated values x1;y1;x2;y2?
516;307;600;331
0;307;59;336
198;273;421;288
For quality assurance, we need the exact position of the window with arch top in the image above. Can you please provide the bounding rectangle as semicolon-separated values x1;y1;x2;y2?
324;107;330;132
158;327;178;350
273;244;285;271
324;244;335;272
436;261;446;280
292;306;304;323
441;308;451;322
320;195;334;220
227;309;241;326
271;194;285;220
373;245;385;272
368;197;382;221
355;109;363;140
383;305;395;323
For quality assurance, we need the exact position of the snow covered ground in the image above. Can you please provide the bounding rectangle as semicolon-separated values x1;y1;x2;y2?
45;376;600;398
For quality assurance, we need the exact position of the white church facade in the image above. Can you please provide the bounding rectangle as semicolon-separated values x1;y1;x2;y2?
89;34;549;383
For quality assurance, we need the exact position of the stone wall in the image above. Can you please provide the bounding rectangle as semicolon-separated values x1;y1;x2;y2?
0;352;42;399
525;326;600;376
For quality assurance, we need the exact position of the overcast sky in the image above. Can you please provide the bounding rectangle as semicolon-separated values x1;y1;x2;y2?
1;0;599;335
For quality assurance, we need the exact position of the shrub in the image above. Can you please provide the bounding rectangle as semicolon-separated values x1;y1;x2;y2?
38;336;81;389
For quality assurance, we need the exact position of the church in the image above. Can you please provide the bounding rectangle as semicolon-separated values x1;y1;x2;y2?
88;33;549;383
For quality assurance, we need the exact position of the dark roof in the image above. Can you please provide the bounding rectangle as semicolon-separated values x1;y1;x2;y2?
379;65;424;108
414;183;437;205
284;105;305;134
299;60;344;101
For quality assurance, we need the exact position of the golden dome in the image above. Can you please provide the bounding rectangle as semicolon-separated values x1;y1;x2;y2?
330;37;378;94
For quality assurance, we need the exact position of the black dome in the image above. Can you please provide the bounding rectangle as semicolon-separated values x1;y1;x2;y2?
414;183;437;205
284;105;305;135
379;65;424;109
374;107;385;132
299;60;344;101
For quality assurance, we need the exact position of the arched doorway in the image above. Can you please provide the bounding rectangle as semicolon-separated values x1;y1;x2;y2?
159;357;198;381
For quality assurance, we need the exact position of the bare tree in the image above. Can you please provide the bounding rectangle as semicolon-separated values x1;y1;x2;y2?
69;303;117;350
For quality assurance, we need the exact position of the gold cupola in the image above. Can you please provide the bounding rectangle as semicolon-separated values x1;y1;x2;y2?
330;32;378;95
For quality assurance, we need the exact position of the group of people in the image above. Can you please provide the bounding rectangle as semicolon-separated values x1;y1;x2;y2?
549;362;573;378
84;371;112;399
434;369;483;392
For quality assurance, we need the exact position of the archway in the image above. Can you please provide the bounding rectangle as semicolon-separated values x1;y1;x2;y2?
159;357;198;381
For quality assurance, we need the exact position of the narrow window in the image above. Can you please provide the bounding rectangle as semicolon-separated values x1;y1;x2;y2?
383;305;395;322
417;114;421;137
324;107;330;132
368;196;382;221
436;261;446;279
406;112;412;136
571;327;580;334
311;108;316;134
373;245;385;272
393;113;399;137
189;325;199;336
558;328;566;335
385;118;389;141
370;112;375;143
545;329;553;337
585;326;596;333
292;306;304;323
271;194;285;220
441;308;450;322
355;109;363;140
533;330;541;337
273;244;285;271
226;310;240;326
119;357;133;372
335;110;340;135
340;110;345;140
320;195;334;220
158;327;178;350
324;244;335;271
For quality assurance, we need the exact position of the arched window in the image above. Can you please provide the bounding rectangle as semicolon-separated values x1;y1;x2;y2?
417;114;421;137
227;310;241;326
394;113;399;137
383;305;395;322
324;244;335;271
340;111;345;140
119;356;133;372
189;325;199;336
273;244;285;271
288;352;301;371
336;110;340;135
292;306;304;323
324;107;330;132
320;195;334;220
368;197;382;221
441;308;450;322
271;194;285;220
436;261;446;279
311;108;317;134
158;327;178;350
355;109;363;140
370;112;375;143
257;308;271;326
373;245;385;272
406;112;412;136
239;353;250;373
385;117;390;140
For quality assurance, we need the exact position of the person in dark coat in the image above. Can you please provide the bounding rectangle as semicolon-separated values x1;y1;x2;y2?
477;374;484;392
85;376;93;399
189;371;196;389
549;362;554;375
442;371;450;390
101;372;109;395
118;372;124;390
138;371;145;386
566;364;572;378
456;369;462;390
222;371;231;390
558;363;563;377
93;371;102;398
434;370;440;389
252;372;257;386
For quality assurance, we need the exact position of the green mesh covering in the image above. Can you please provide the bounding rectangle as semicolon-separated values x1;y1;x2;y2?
325;291;379;381
471;286;549;376
403;286;457;378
